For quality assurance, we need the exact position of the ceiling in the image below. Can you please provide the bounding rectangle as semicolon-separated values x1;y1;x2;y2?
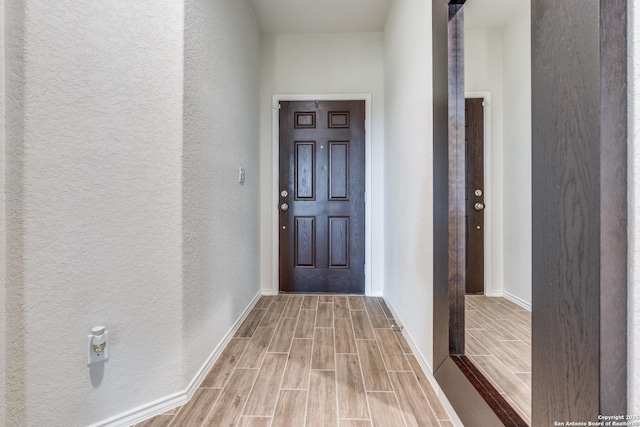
249;0;392;34
249;0;526;34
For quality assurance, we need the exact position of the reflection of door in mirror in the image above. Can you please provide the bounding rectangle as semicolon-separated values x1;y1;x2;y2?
465;97;484;295
463;0;532;424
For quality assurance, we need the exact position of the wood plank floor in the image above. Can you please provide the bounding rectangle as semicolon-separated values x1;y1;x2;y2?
135;295;452;427
465;295;531;424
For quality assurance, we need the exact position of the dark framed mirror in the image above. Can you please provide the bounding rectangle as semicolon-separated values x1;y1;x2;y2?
432;1;628;426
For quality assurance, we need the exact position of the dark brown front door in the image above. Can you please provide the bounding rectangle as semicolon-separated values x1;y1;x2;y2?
465;98;485;294
278;100;365;294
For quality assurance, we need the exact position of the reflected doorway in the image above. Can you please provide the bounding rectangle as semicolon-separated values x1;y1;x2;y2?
465;97;485;294
464;0;532;422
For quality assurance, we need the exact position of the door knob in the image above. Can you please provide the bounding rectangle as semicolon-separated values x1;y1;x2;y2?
474;203;485;211
280;203;289;211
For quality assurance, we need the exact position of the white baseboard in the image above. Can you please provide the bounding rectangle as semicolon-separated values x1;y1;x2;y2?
89;390;187;427
484;290;504;298
90;291;263;427
182;291;263;397
482;290;532;312
261;288;382;297
382;297;464;427
503;291;532;311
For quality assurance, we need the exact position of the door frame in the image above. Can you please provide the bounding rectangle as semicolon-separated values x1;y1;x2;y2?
271;94;373;296
464;91;495;297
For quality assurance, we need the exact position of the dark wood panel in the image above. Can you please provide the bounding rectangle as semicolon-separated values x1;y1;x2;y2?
447;3;465;357
432;0;451;371
328;112;349;128
532;0;600;423
280;100;366;294
598;0;628;416
532;0;627;423
328;217;349;268
295;217;315;268
465;98;484;294
295;142;315;200
295;112;316;128
329;142;349;200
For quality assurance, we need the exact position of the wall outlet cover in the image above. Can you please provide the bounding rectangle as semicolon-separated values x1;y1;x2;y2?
87;330;110;366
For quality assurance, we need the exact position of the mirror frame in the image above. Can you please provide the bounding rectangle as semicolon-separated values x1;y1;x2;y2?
432;0;628;425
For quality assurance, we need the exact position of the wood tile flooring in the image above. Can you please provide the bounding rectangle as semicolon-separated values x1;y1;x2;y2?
136;295;452;427
465;295;531;424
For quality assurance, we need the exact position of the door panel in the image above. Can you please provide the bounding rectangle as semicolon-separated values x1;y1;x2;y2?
295;217;316;268
328;217;349;268
329;143;349;200
279;100;365;294
465;98;485;294
295;142;315;199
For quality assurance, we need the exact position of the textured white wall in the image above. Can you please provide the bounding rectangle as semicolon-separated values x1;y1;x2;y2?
502;2;532;307
4;1;23;424
259;32;385;295
183;0;261;381
1;0;6;423
464;28;506;297
4;1;185;425
383;0;434;369
629;0;640;415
